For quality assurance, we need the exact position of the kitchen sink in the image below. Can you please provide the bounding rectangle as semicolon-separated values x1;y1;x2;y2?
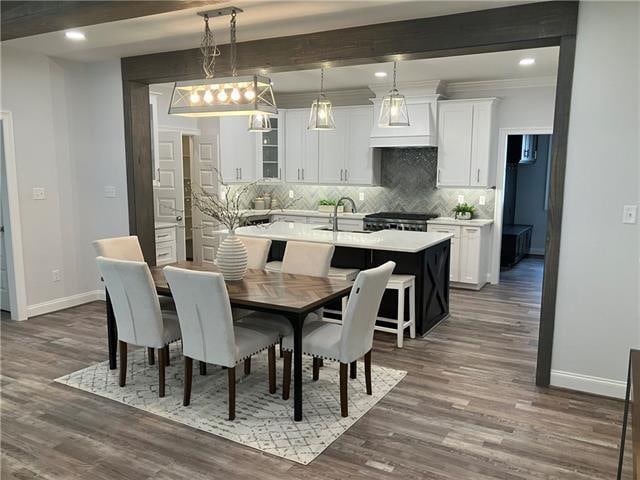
315;227;373;234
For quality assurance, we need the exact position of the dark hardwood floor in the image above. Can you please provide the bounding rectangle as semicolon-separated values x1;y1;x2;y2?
1;259;631;478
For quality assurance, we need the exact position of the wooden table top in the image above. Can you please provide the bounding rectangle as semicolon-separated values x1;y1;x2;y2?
150;261;353;314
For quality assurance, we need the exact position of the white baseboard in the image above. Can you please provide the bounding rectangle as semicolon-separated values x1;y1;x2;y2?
550;369;627;399
27;289;105;318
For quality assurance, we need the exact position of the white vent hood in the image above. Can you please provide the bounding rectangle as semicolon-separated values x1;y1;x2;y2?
369;80;444;148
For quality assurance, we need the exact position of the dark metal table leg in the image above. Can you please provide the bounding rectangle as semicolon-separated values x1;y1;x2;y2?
286;313;305;421
105;289;117;370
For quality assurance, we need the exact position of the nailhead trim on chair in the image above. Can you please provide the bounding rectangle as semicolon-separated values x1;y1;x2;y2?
235;341;279;364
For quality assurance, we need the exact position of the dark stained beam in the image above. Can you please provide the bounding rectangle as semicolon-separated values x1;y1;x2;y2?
1;1;218;41
122;1;578;84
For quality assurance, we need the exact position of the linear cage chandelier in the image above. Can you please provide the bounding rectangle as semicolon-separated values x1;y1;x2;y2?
169;7;277;118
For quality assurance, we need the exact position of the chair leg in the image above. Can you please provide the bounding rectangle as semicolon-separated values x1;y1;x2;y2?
228;366;236;421
147;347;155;366
339;363;348;417
319;358;324;367
350;361;357;379
183;356;193;406
199;361;207;376
364;350;372;395
279;337;283;358
244;356;251;375
282;350;292;400
118;341;127;387
312;357;320;381
164;345;170;366
397;288;405;348
268;346;276;394
409;283;416;339
158;347;166;398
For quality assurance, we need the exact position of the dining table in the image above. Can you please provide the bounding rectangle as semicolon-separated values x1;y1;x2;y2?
104;261;353;421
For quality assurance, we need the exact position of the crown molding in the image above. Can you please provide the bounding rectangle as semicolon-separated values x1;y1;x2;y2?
368;79;445;98
445;76;557;96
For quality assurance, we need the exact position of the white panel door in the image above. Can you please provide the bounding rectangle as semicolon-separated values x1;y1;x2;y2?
318;109;348;184
155;130;186;261
0;133;10;312
219;117;256;183
192;135;219;264
437;102;473;186
345;106;375;185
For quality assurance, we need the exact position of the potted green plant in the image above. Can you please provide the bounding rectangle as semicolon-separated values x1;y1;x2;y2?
453;203;475;220
318;199;344;213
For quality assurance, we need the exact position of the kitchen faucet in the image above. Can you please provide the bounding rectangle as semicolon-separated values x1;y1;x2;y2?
332;197;357;232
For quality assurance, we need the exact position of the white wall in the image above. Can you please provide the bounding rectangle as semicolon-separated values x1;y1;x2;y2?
152;83;199;131
551;1;639;397
1;47;128;313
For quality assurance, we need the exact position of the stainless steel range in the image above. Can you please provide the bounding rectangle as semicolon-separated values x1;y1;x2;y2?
363;212;438;232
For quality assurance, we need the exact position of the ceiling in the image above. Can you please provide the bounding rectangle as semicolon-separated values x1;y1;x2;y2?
3;0;530;63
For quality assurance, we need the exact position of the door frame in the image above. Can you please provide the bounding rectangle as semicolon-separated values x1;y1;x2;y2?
491;126;553;284
0;111;28;321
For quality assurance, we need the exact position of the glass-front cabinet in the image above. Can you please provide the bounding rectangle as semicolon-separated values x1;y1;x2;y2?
255;112;284;182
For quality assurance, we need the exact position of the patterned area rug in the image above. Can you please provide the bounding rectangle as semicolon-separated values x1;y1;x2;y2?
55;344;406;464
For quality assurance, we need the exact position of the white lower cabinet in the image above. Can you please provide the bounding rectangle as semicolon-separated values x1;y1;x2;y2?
155;224;177;266
428;222;492;289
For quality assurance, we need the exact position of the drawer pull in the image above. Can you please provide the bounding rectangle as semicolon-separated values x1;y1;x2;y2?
158;252;170;257
157;233;170;238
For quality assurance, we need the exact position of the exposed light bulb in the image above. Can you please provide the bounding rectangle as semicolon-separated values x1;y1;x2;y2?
230;87;241;102
190;90;201;104
244;88;256;101
255;113;263;121
390;106;398;115
217;89;228;102
203;89;214;104
318;109;326;120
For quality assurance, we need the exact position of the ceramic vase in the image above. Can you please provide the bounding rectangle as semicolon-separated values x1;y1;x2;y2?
215;233;248;281
455;212;472;220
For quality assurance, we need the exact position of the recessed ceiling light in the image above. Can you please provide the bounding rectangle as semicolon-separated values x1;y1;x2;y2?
65;31;86;41
374;71;388;78
519;58;535;66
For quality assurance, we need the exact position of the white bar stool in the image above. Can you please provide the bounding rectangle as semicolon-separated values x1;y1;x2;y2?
375;274;416;348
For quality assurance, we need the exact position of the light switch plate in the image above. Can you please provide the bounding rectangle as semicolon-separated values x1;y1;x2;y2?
104;186;116;198
623;205;637;224
457;195;464;204
289;190;294;199
359;192;365;201
52;269;61;282
479;195;486;206
32;187;45;200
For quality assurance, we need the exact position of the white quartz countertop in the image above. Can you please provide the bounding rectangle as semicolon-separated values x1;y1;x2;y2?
240;209;368;219
235;222;452;253
427;217;494;227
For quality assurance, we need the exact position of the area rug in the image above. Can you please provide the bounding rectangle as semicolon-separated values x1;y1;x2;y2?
55;343;406;464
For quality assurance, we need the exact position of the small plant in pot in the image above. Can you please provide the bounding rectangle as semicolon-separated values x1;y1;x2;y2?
318;199;344;213
453;203;475;220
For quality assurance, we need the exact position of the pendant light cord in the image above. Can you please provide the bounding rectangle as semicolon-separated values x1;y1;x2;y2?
230;10;238;77
320;68;325;95
393;61;398;91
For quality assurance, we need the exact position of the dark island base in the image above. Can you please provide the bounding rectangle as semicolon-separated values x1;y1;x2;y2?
269;239;450;336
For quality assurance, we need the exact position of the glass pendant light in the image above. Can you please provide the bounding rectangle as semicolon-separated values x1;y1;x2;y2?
378;61;410;127
248;113;272;132
169;8;277;118
308;68;335;130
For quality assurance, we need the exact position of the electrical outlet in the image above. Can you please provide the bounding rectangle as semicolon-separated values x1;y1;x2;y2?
479;195;486;206
289;190;294;199
623;205;637;224
104;186;116;198
358;191;365;201
457;195;464;204
52;269;61;282
33;187;45;200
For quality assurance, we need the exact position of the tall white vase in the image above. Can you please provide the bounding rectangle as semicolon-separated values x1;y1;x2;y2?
215;234;248;281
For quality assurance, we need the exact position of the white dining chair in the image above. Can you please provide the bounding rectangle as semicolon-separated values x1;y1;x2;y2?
95;256;182;397
281;261;395;417
239;236;272;270
163;266;280;420
238;241;336;349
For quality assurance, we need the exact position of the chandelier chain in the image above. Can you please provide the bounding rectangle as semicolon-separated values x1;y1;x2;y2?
393;61;398;90
200;14;220;79
320;68;325;95
230;10;238;76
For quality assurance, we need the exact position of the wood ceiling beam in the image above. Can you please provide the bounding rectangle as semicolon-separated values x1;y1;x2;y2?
1;1;218;41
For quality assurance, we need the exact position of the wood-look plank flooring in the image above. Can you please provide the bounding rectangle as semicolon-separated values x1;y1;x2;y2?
1;259;632;478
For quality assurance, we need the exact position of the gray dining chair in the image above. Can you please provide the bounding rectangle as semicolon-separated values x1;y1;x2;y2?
281;261;395;417
95;256;182;397
163;266;280;420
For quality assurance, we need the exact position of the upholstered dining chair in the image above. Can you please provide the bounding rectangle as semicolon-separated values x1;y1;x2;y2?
93;235;174;366
281;261;395;417
237;241;336;351
95;257;182;397
239;236;272;270
163;266;280;420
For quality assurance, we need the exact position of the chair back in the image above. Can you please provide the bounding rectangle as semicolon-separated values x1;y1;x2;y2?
339;261;395;363
95;256;164;347
239;237;272;269
281;241;335;277
93;236;144;261
163;266;236;367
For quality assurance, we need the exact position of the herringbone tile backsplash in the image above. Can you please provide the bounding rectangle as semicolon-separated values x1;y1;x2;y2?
232;148;495;218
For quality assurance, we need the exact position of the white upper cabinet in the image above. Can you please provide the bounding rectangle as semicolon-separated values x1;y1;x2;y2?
219;116;257;183
318;109;348;184
254;112;285;182
436;98;498;188
284;109;319;183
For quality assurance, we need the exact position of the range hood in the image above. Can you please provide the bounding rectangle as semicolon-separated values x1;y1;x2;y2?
369;80;443;148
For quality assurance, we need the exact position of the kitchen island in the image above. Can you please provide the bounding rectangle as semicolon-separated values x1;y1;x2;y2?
236;223;453;335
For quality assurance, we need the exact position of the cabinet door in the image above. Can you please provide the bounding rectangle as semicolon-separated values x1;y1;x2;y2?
437;102;473;186
460;227;481;284
284;110;304;182
345;107;376;185
219;117;256;183
319;109;348;184
256;113;284;182
469;102;492;187
302;120;319;183
429;225;460;282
